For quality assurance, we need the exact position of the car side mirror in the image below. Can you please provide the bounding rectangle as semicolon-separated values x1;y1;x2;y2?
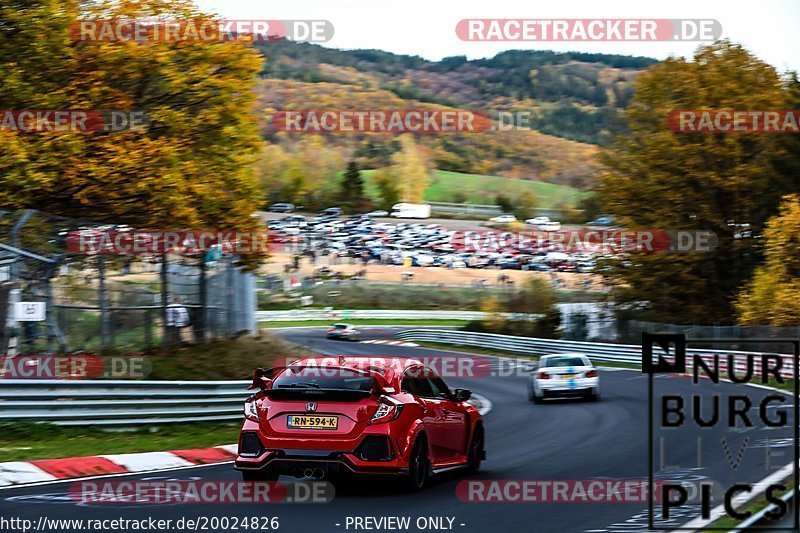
453;388;472;402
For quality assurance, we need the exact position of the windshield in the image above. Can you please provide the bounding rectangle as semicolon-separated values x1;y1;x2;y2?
274;367;374;391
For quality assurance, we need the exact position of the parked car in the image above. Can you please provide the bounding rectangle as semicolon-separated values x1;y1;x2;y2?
489;214;517;224
319;207;343;217
236;357;485;489
367;210;389;217
268;202;295;213
587;216;615;227
526;217;561;231
528;354;600;403
325;323;361;341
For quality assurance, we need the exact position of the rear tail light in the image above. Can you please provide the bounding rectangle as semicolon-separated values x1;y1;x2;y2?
327;328;335;332
244;399;259;421
538;372;551;380
369;400;402;424
585;370;598;378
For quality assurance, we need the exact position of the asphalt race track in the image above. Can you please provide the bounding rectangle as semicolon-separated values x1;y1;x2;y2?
0;327;794;533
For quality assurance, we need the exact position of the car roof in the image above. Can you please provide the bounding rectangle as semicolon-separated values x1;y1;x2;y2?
540;353;590;364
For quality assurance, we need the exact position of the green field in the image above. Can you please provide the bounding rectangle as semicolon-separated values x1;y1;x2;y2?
361;169;586;208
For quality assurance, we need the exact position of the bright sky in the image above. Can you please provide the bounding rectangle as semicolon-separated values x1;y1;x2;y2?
195;0;800;73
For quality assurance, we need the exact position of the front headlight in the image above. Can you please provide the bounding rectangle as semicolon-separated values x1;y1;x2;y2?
244;400;259;421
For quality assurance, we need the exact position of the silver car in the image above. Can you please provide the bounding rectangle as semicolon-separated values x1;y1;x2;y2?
326;323;361;341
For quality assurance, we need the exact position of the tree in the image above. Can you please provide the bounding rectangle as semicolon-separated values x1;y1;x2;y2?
513;190;538;219
339;160;366;210
390;135;429;202
372;168;400;210
496;195;514;213
598;41;800;324
735;195;800;326
0;0;263;236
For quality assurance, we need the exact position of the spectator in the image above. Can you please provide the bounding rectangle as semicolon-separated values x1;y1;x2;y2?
165;298;190;346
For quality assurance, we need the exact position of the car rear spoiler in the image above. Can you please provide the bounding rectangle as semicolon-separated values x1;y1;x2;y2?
247;364;396;395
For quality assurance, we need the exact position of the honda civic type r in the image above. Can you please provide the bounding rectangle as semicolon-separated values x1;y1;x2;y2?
235;356;485;490
528;353;600;403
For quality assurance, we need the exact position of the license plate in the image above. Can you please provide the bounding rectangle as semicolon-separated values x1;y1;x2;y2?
287;415;338;430
561;374;575;379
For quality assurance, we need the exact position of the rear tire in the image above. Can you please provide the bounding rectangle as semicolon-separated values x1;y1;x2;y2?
404;436;430;491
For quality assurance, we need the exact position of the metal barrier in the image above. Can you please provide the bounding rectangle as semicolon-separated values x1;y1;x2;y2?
256;310;537;322
0;379;250;426
394;329;796;375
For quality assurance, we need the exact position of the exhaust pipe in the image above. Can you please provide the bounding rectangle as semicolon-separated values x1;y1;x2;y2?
303;468;314;478
312;468;325;479
292;467;304;478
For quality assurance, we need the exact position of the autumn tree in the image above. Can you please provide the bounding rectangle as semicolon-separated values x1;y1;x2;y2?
390;135;429;203
735;195;800;326
338;160;366;210
0;0;263;234
372;167;400;210
599;41;800;323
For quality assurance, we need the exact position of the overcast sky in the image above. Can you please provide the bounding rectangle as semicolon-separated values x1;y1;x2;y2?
195;0;800;73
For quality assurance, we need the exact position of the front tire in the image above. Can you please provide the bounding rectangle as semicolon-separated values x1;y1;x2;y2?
466;426;484;473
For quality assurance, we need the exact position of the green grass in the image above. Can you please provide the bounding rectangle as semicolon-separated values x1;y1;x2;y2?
360;169;587;208
260;319;469;328
0;422;240;462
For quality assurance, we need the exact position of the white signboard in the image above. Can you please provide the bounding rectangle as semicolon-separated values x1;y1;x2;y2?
0;266;9;282
15;302;46;322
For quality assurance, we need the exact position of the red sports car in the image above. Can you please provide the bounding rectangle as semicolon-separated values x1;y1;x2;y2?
235;356;485;490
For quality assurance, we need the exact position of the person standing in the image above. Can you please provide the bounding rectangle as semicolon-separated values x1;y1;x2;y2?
165;297;190;346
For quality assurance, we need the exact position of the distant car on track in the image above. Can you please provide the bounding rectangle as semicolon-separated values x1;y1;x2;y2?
367;210;389;217
528;354;600;403
326;323;361;341
236;356;485;490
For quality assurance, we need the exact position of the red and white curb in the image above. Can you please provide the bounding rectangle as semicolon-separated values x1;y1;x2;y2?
0;444;238;488
360;340;419;347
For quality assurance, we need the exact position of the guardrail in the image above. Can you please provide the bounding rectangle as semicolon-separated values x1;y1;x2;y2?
256;310;538;322
394;329;796;375
0;379;251;426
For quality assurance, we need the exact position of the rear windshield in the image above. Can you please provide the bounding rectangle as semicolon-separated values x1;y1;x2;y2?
274;367;374;391
543;357;586;368
334;324;348;329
